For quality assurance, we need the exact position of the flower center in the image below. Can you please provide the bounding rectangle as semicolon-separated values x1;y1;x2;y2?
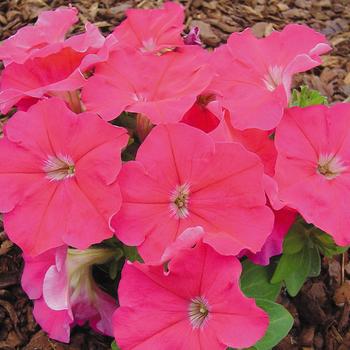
197;94;216;108
132;93;147;102
43;154;75;181
140;38;156;52
317;153;347;180
169;183;190;219
263;65;284;92
188;296;210;329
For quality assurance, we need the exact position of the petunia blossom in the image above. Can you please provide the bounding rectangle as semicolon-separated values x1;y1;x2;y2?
0;98;128;256
181;94;222;133
0;20;105;114
209;112;285;209
22;246;117;343
184;27;202;46
112;123;274;264
82;46;213;123
112;2;184;53
274;104;350;246
245;207;297;265
209;112;296;264
210;111;277;176
0;7;78;66
113;236;268;350
209;24;331;130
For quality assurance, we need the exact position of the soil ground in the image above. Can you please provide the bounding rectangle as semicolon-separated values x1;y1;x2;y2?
0;0;349;349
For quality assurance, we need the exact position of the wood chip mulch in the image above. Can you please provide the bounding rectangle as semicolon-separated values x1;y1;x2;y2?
0;0;349;349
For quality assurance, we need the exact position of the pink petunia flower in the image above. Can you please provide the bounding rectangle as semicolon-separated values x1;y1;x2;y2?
22;246;117;343
210;111;277;176
0;7;78;66
82;46;213;123
113;236;269;350
274;104;350;246
208;111;284;209
209;112;296;264
0;98;128;256
245;207;297;265
112;2;184;53
209;24;331;130
181;94;222;133
0;18;105;114
112;123;274;264
184;27;202;46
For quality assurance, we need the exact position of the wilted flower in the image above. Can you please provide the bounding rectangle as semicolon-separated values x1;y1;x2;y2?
184;27;202;46
22;246;118;342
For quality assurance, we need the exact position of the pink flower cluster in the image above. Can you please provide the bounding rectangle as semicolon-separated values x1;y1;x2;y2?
0;2;348;349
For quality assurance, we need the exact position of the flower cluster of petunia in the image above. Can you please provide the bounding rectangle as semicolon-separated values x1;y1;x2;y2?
0;2;348;349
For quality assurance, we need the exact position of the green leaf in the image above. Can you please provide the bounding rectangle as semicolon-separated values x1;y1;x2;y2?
111;341;120;350
122;245;143;262
240;260;281;301
112;112;137;129
108;248;124;280
308;246;321;277
271;221;324;297
310;229;349;257
271;246;311;297
291;85;328;108
251;299;294;350
101;237;121;248
282;222;308;254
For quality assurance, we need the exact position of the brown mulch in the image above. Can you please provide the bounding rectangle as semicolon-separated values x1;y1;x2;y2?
0;0;349;349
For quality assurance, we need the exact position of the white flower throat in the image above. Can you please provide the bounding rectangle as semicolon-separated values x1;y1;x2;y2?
188;296;210;329
43;154;75;181
317;153;347;180
170;183;190;219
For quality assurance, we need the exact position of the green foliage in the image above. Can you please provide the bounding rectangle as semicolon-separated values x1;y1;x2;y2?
247;299;294;350
282;222;308;254
308;245;322;277
122;139;139;161
108;248;124;280
271;221;347;297
291;85;328;107
112;112;136;129
240;262;291;350
122;245;143;262
240;260;281;301
111;341;120;350
271;223;319;296
310;229;349;257
102;237;121;248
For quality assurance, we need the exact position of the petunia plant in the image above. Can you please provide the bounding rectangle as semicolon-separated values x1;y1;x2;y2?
0;2;349;350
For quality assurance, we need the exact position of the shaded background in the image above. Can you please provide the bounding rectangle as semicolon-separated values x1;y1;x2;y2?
0;0;349;349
